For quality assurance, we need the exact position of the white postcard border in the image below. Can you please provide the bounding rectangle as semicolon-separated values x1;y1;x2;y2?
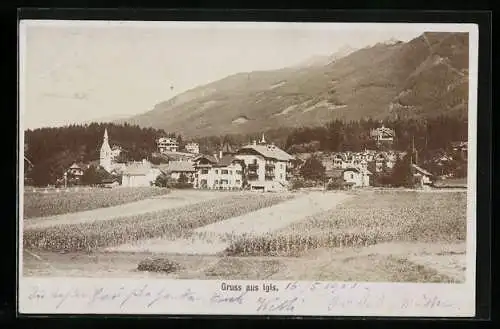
17;21;479;317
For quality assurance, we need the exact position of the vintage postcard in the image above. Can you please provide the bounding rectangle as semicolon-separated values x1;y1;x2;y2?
18;20;478;317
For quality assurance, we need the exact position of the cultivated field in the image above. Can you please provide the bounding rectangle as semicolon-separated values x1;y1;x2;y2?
23;187;170;218
22;189;468;283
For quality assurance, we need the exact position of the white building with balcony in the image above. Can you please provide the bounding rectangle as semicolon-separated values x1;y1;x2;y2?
185;142;200;154
157;137;179;153
234;134;294;192
193;154;244;190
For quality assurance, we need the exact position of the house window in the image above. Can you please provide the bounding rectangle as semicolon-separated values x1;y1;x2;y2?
215;180;218;184
236;180;241;185
236;170;242;175
229;170;232;175
350;173;354;179
201;169;208;174
222;170;228;174
215;170;218;174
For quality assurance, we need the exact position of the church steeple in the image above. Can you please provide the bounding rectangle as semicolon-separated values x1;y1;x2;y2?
260;133;266;144
100;128;112;172
103;128;109;143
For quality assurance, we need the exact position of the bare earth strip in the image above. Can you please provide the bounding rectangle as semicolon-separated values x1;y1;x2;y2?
268;241;466;282
23;242;466;282
23;190;235;230
106;191;352;254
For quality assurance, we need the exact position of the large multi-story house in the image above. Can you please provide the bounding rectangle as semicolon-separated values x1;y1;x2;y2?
185;142;200;154
370;124;395;147
191;135;293;191
332;150;398;173
234;134;294;192
157;137;179;153
193;153;244;190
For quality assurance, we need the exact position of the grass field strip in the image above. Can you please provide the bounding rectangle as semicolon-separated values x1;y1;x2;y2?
24;190;237;230
24;193;295;252
106;192;352;255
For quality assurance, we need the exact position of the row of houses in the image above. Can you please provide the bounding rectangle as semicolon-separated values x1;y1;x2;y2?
147;134;293;192
62;128;436;190
64;130;295;191
157;137;200;154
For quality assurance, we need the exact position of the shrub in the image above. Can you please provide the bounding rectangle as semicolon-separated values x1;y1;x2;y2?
326;178;345;190
137;258;181;273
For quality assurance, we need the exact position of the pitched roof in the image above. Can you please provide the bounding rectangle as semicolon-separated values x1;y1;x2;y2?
326;169;344;178
194;154;218;164
69;162;84;170
122;163;152;176
412;164;433;177
237;144;294;161
164;161;196;172
214;155;242;168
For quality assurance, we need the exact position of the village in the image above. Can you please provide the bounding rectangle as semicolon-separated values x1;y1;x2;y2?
49;123;467;192
20;26;473;288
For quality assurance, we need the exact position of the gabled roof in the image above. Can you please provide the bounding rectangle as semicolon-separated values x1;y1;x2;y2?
122;163;152;176
237;144;294;161
69;162;84;170
412;164;433;177
371;126;395;136
163;161;196;173
194;154;218;164
326;169;344;178
214;155;242;168
343;167;360;173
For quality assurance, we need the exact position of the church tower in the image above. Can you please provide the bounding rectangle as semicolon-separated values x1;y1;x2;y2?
260;133;266;145
100;128;112;172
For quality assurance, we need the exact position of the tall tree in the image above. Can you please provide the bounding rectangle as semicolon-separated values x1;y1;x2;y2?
390;154;414;187
300;156;326;181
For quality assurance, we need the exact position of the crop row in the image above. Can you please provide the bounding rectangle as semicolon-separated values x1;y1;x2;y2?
224;191;467;256
24;193;295;252
23;187;170;219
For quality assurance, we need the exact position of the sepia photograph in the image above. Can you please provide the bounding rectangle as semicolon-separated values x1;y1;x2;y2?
18;19;478;317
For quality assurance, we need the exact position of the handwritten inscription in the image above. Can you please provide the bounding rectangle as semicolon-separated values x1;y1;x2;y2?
23;281;459;314
28;284;200;309
256;296;303;312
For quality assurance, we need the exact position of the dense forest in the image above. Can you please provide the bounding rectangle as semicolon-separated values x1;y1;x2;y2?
23;116;467;186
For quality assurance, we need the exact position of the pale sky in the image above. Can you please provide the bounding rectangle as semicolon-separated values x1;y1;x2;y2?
20;21;431;130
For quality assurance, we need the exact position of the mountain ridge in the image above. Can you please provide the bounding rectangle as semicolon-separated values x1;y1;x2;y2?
118;32;469;137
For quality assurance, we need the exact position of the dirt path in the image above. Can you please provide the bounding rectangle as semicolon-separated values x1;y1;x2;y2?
23;190;238;230
23;241;466;282
270;241;466;282
105;191;352;254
